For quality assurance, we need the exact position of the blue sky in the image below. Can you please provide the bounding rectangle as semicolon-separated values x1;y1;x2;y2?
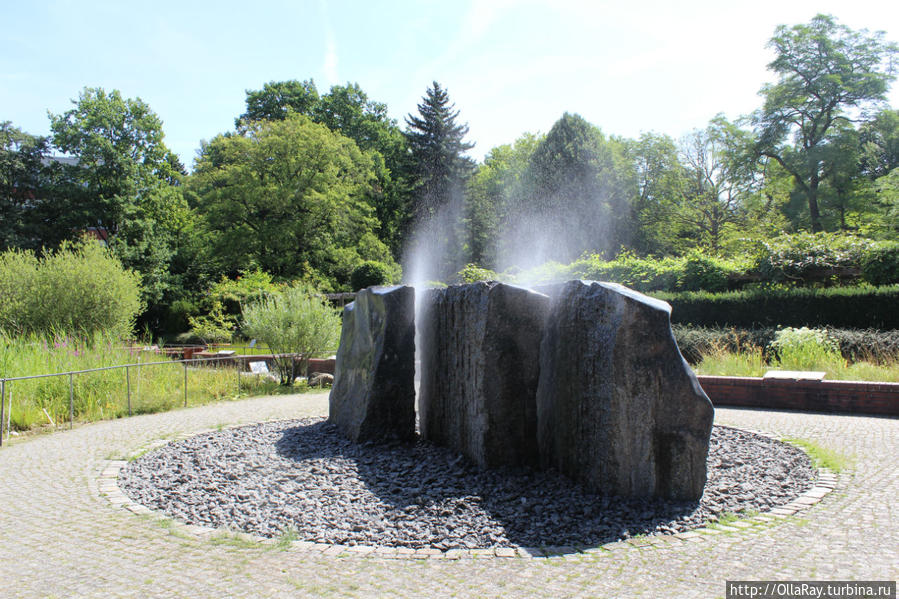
3;0;898;168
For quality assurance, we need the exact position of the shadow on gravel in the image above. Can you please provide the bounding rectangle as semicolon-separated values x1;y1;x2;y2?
273;420;702;549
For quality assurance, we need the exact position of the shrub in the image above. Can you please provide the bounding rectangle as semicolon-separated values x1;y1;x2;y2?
674;325;899;365
0;241;142;337
861;242;899;286
753;232;876;283
679;253;731;292
768;327;844;371
186;300;235;344
455;263;500;284
241;284;341;385
351;260;394;290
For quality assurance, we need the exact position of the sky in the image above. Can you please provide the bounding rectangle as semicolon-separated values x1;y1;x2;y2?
3;0;899;169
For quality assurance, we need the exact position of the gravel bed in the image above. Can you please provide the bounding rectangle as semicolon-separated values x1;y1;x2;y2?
120;419;815;549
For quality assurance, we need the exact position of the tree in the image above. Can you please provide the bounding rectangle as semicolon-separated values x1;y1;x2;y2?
516;113;634;262
0;239;142;337
238;80;411;256
236;79;320;128
859;108;899;179
48;88;190;305
404;81;475;223
188;114;395;290
241;284;341;385
464;133;542;267
624;132;688;255
753;14;898;231
0;122;53;250
674;118;757;251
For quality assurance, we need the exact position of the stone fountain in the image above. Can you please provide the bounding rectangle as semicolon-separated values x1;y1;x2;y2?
329;280;713;501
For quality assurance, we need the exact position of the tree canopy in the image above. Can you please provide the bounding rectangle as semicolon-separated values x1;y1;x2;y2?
405;81;475;222
753;14;898;231
188;114;396;290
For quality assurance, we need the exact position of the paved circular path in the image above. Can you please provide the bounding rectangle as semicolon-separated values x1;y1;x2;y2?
0;393;895;598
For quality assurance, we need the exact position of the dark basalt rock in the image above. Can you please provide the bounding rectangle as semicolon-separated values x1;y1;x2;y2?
419;282;550;468
329;285;416;442
537;280;714;501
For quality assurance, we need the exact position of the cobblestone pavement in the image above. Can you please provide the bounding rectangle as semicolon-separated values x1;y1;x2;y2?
0;393;896;598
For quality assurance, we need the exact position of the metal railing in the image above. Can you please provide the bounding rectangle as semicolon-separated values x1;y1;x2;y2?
0;354;290;446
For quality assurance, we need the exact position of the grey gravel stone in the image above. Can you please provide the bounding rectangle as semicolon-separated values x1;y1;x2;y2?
120;420;813;549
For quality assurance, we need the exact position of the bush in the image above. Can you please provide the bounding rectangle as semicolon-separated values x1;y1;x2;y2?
241;284;341;385
752;232;876;283
679;253;731;292
659;285;899;330
861;242;899;286
350;260;394;290
0;240;142;337
456;263;500;284
674;325;899;365
768;327;844;371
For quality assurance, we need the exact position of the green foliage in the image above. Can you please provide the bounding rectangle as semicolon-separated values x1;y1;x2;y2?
48;87;190;306
456;263;500;284
674;325;899;366
350;260;395;290
0;240;142;337
186;301;235;344
405;81;475;223
768;327;844;371
189;114;398;290
659;285;899;329
207;270;280;316
0;122;55;250
518;113;634;260
752;232;877;283
0;330;294;431
752;14;898;231
860;242;899;285
241;284;341;385
238;80;411;256
679;253;731;292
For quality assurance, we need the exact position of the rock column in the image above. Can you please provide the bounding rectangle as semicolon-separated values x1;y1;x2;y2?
536;280;713;501
419;282;550;468
329;285;416;442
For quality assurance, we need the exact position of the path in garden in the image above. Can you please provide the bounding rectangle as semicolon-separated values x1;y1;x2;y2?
0;392;896;598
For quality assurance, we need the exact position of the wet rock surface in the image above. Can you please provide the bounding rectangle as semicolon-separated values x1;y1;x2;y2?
419;282;550;468
538;280;714;501
329;285;416;443
120;419;815;549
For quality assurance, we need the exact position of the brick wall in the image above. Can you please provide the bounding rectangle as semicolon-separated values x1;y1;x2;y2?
697;375;899;416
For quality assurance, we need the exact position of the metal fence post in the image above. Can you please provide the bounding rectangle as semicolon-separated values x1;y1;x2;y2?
236;358;240;396
69;373;74;430
183;360;188;407
1;379;5;447
126;366;132;417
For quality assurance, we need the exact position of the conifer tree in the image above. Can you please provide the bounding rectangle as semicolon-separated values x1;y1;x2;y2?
404;81;475;223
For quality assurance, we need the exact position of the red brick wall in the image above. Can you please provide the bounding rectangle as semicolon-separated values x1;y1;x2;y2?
697;375;899;416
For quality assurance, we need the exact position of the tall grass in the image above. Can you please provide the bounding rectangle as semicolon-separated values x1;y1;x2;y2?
694;347;899;381
0;331;294;432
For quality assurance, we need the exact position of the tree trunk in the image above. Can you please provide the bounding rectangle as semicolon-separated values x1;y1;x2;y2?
808;169;823;232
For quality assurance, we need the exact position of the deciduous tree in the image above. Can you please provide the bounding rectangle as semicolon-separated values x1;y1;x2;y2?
753;14;898;231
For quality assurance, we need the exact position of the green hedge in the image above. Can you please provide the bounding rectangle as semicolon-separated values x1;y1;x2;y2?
656;285;899;330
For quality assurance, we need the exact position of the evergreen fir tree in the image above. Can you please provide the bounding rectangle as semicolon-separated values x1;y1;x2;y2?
404;81;475;223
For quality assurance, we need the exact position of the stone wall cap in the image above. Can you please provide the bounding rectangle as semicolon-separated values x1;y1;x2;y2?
763;370;827;380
